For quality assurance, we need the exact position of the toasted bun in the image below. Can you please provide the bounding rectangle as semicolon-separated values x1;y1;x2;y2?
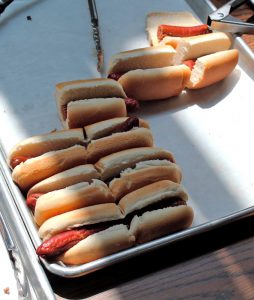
34;180;115;226
118;65;191;101
55;79;127;123
130;205;194;244
66;98;127;129
146;12;201;46
95;147;175;181
107;45;176;74
39;203;123;240
12;145;87;191
28;164;100;196
87;128;154;163
84;117;150;140
109;160;182;200
8;129;85;167
119;180;188;217
173;32;231;64
186;49;239;89
60;224;135;265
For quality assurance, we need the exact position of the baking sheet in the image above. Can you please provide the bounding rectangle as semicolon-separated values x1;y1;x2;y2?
0;0;254;277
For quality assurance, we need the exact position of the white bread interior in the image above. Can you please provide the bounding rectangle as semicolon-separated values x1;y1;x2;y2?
173;32;231;65
84;117;150;141
130;205;194;244
95;147;175;181
86;128;154;164
34;180;115;226
146;12;201;46
119;180;188;217
66;98;127;129
39;203;123;240
107;45;176;74
118;64;191;101
28;164;100;196
186;49;239;89
12;145;87;191
55;79;127;123
60;224;135;265
109;160;182;200
8;129;85;167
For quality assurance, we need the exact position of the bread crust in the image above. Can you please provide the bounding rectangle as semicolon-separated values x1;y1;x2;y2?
130;205;194;244
118;65;191;101
173;32;231;64
60;224;135;265
84;117;150;140
146;12;201;46
66;98;127;129
187;49;239;89
107;45;176;74
27;164;100;196
86;128;153;163
34;180;115;226
12;145;87;191
119;180;188;217
55;79;126;122
95;147;175;181
8;129;85;167
109;162;182;200
39;203;123;240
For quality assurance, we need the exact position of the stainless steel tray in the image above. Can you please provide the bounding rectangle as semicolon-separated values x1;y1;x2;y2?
0;0;254;278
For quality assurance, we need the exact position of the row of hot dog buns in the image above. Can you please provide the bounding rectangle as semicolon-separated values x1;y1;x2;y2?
8;116;193;265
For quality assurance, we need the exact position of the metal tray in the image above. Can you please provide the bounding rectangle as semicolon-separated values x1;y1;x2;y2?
0;0;254;278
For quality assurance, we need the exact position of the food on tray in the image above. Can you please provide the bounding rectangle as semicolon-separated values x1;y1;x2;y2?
186;49;239;89
27;164;100;196
36;180;193;265
107;45;176;80
86;117;153;163
55;78;139;129
95;147;175;181
109;159;182;201
33;180;115;226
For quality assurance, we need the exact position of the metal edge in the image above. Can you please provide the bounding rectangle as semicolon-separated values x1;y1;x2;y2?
1;0;254;278
0;167;56;299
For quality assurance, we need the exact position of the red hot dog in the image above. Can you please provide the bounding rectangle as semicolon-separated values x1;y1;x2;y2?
26;193;44;212
10;156;30;169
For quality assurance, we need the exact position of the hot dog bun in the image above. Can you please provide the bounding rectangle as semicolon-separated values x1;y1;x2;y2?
39;203;123;240
60;224;135;265
55;79;127;125
118;180;188;216
12;145;87;191
66;97;127;129
118;64;191;101
84;117;150;141
8;129;85;168
146;12;201;46
87;128;154;163
109;160;182;200
34;180;115;226
186;49;239;89
107;45;176;75
27;164;100;196
173;32;231;65
95;147;175;181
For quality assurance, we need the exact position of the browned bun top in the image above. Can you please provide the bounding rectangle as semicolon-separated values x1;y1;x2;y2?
119;180;188;216
27;164;100;196
107;45;176;74
84;117;150;141
12;145;87;191
34;180;115;226
55;79;127;122
39;203;123;240
95;147;175;181
8;129;85;167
